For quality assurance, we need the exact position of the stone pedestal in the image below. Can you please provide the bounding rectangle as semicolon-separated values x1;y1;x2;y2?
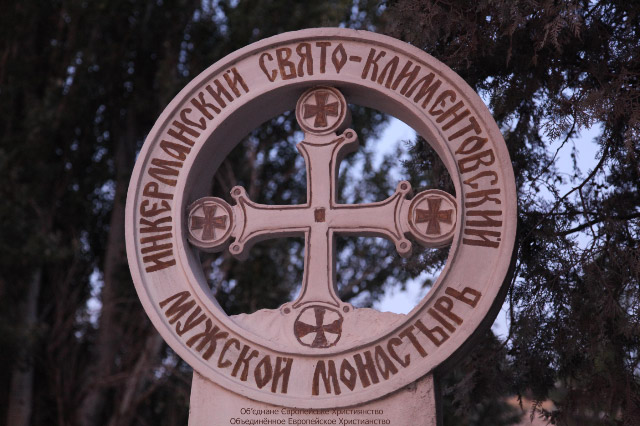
189;372;440;426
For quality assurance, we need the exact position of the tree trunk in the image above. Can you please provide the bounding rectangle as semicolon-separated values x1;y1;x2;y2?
77;116;134;425
6;268;41;426
106;332;164;426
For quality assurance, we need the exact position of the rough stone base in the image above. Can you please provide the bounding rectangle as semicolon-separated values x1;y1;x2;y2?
188;372;440;426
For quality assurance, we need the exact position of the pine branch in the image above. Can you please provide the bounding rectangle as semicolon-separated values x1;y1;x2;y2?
524;141;610;241
556;212;640;237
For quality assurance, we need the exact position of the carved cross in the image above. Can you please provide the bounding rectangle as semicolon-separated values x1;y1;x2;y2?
187;86;458;315
190;205;228;241
294;306;343;348
415;198;453;235
303;91;339;128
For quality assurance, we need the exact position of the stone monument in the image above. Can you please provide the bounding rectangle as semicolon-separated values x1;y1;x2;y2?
126;28;516;425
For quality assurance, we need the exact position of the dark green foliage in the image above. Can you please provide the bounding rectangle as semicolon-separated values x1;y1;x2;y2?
385;0;640;424
441;332;522;426
2;0;639;425
0;1;397;425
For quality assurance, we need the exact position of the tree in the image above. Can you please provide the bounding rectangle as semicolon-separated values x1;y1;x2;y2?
2;1;638;425
384;0;640;424
0;1;399;425
1;2;204;425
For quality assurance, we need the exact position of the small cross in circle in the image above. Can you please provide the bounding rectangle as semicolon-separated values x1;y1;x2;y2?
191;205;227;241
303;91;339;128
415;198;453;235
294;307;342;348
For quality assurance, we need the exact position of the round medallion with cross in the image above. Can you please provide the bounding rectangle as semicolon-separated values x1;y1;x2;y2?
294;305;344;348
408;190;457;248
187;197;233;250
126;28;517;409
296;86;348;135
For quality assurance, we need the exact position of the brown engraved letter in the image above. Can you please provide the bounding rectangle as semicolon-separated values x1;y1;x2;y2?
445;287;482;308
276;47;297;80
185;319;229;361
353;351;379;388
340;359;357;391
218;338;240;369
175;306;206;336
259;52;277;82
374;345;399;380
271;357;293;394
231;344;259;381
387;337;410;368
159;291;194;324
254;355;273;389
312;360;341;396
296;43;313;77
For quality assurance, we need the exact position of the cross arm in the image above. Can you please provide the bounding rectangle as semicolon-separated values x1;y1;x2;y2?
328;182;458;256
227;186;312;260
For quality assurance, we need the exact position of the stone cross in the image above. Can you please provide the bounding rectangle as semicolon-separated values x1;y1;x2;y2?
415;198;453;235
187;86;457;316
190;205;228;241
126;28;517;423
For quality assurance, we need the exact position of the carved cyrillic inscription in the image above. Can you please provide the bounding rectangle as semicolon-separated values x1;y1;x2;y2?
358;47;504;248
159;291;293;394
159;286;480;397
137;67;249;272
311;286;482;396
259;42;367;81
257;43;505;249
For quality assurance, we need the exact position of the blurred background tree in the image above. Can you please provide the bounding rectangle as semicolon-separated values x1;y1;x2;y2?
1;1;638;425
